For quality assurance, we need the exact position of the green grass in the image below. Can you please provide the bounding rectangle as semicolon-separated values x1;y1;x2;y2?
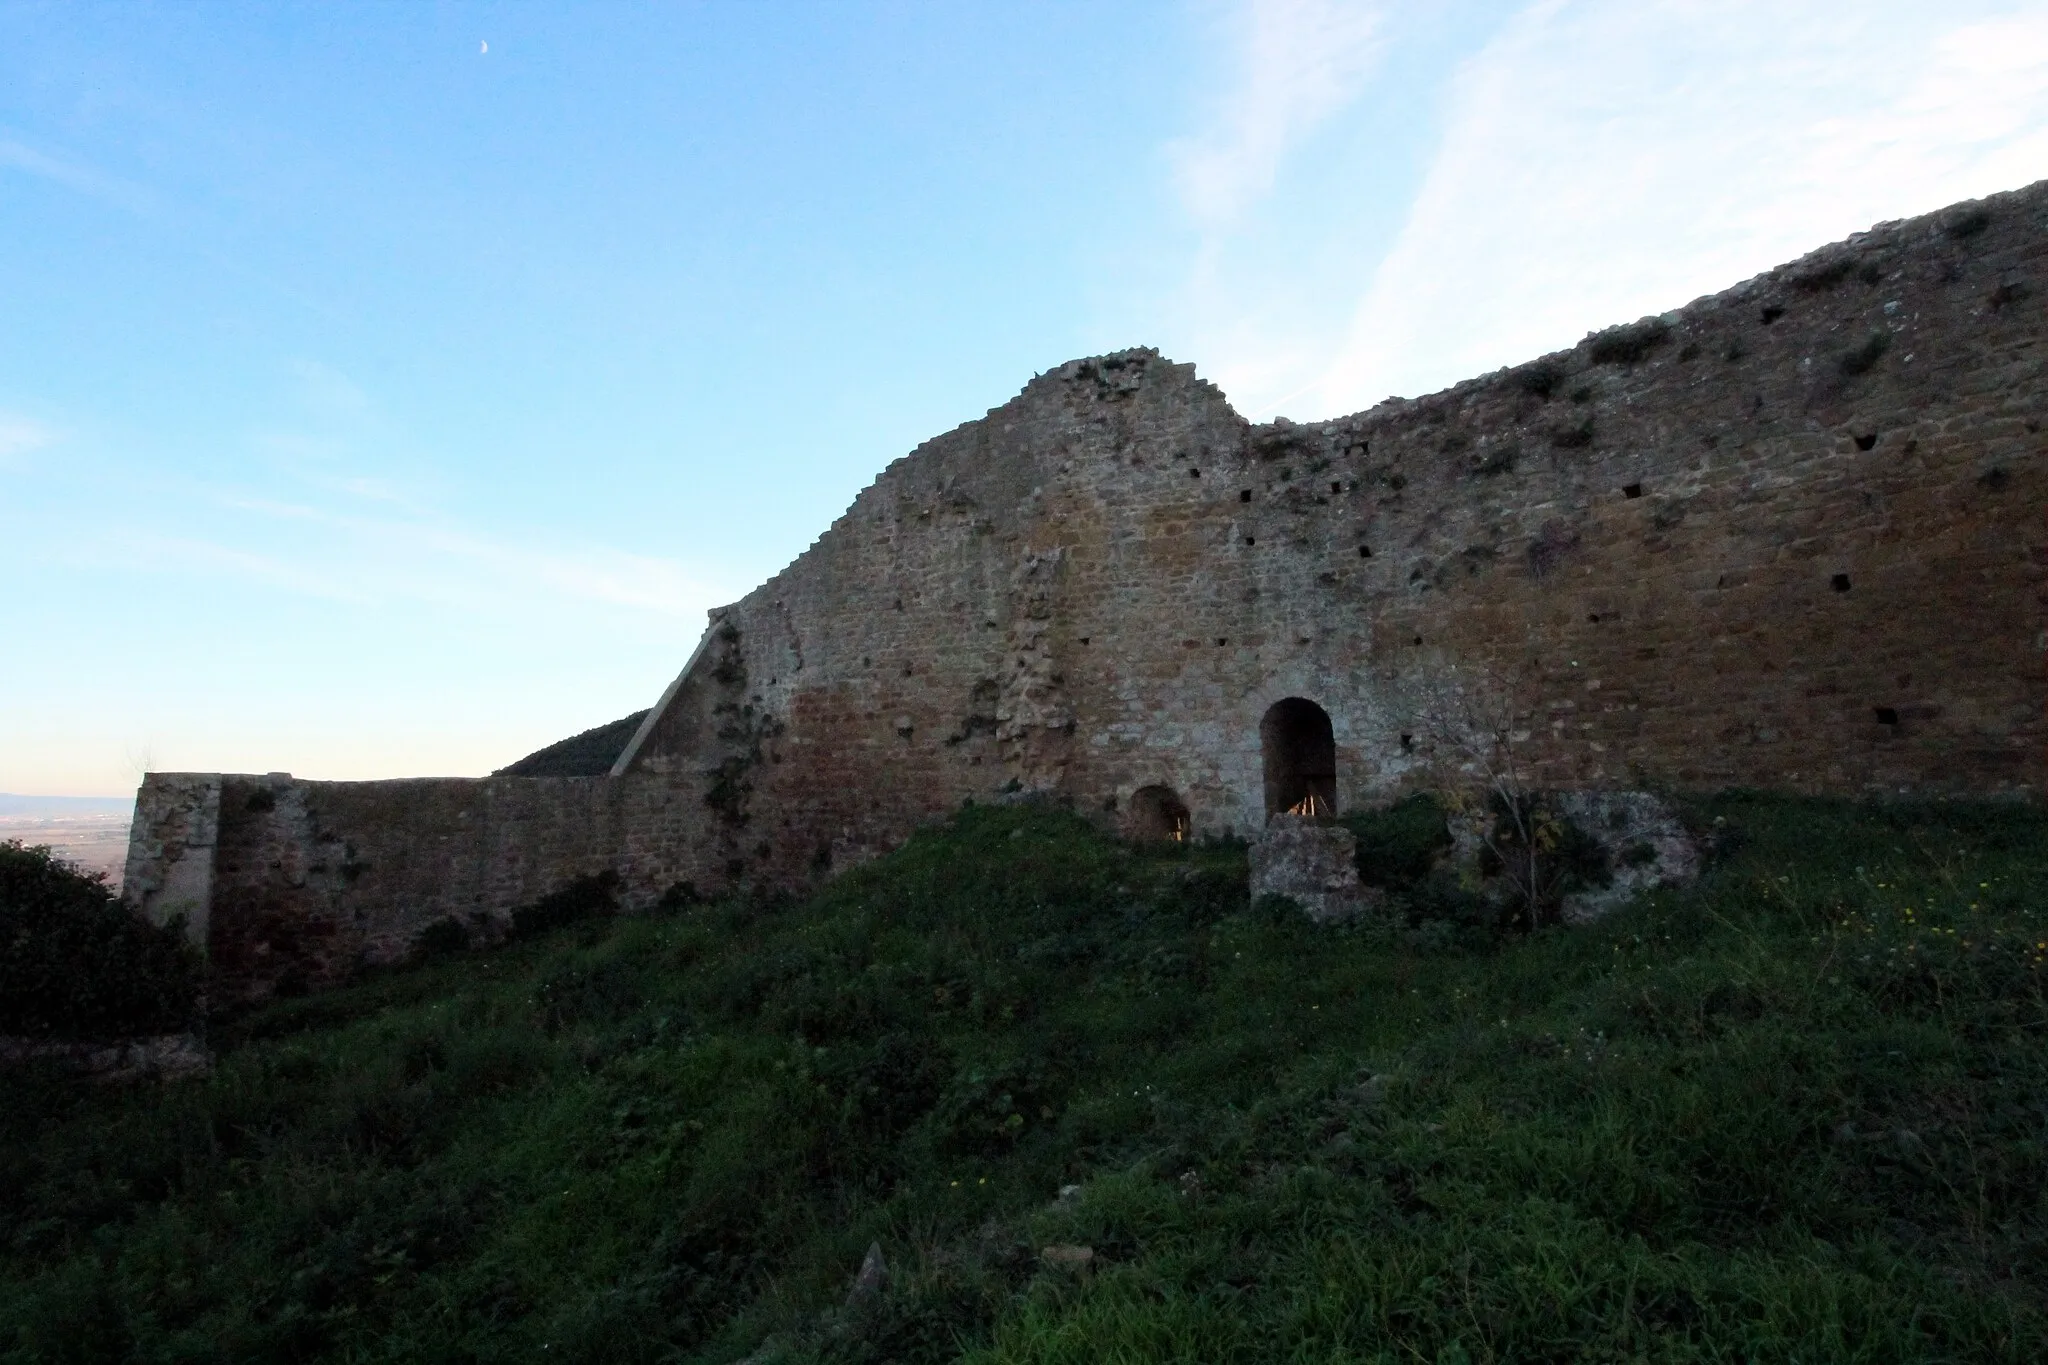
3;794;2045;1362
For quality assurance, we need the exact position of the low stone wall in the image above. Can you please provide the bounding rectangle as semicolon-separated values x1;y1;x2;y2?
1249;820;1370;922
0;1033;211;1083
125;767;724;1005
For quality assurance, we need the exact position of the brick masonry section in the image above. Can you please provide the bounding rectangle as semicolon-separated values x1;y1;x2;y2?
127;181;2048;1002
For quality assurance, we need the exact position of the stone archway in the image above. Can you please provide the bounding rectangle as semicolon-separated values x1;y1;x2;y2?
1261;697;1336;818
1127;784;1191;842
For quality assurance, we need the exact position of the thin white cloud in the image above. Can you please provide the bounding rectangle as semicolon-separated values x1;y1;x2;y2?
1308;0;2048;416
0;134;153;214
1136;0;1390;419
96;355;737;629
288;359;373;420
0;413;55;467
201;493;728;620
114;532;375;605
250;428;352;465
1170;0;1388;226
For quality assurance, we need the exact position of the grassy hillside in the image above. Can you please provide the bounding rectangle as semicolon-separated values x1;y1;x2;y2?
495;710;650;777
2;795;2044;1362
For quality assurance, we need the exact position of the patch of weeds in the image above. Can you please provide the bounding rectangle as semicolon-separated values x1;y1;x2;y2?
1944;206;1991;240
1585;317;1671;365
1513;359;1569;399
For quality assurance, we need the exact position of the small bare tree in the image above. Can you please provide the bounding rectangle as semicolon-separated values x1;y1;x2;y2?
1406;663;1563;932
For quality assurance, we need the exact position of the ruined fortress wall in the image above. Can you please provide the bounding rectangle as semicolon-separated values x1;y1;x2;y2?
626;357;1256;878
128;768;717;1003
630;182;2046;889
126;182;2048;988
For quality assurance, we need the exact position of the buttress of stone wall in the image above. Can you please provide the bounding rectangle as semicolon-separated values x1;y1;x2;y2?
623;349;1259;886
123;774;223;944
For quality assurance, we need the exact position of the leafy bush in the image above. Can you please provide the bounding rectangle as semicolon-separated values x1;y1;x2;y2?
0;840;200;1039
1343;793;1452;890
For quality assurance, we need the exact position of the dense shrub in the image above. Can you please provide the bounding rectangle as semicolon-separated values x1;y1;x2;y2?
1343;793;1453;890
0;840;200;1039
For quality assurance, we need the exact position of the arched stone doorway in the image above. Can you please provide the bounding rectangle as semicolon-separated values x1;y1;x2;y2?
1261;697;1336;818
1127;785;1191;842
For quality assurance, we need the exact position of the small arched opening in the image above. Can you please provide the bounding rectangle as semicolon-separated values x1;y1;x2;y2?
1127;785;1191;843
1261;697;1336;818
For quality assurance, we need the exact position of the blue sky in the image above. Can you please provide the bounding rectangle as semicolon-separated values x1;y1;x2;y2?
5;1;2045;797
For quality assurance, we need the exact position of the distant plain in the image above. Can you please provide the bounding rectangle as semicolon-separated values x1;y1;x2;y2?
0;796;132;889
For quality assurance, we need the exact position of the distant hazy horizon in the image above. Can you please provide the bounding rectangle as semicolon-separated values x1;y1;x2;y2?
0;793;135;814
7;1;2045;797
0;796;134;888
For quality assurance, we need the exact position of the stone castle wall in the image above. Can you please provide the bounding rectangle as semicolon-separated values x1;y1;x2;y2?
128;181;2048;997
638;182;2047;890
127;769;717;1003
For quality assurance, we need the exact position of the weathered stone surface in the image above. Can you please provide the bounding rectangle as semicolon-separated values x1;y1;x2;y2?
123;774;220;944
125;181;2048;1000
1249;820;1371;922
0;1032;211;1083
1550;790;1701;924
1443;789;1701;921
844;1242;887;1307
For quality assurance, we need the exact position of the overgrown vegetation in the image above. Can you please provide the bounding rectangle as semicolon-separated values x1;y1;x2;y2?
0;841;200;1041
1510;358;1568;400
495;711;651;778
1585;317;1672;366
3;796;2046;1361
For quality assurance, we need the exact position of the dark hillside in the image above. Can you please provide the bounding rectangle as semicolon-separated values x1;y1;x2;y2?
496;710;649;777
2;797;2043;1362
